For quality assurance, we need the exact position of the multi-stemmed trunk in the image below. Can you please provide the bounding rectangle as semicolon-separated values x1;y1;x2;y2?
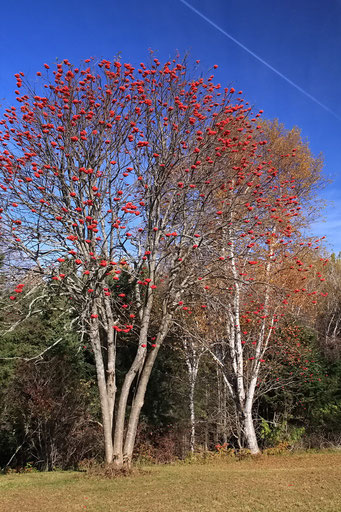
122;343;162;465
113;318;171;467
91;304;171;467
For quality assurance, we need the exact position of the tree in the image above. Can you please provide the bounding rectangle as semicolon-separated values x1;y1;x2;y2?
175;121;326;453
0;55;267;466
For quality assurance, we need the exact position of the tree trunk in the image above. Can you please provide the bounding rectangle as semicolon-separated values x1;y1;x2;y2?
123;317;171;465
183;340;204;453
243;407;260;454
103;297;117;433
90;325;113;464
189;376;196;452
123;345;161;465
222;374;228;444
112;298;154;467
112;352;146;467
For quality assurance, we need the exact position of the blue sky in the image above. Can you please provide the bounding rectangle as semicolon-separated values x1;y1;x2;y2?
1;0;340;252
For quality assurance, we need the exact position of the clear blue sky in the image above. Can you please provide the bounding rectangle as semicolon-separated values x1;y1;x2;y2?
1;0;340;252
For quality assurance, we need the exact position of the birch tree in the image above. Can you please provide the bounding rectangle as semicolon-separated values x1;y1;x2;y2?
176;126;326;454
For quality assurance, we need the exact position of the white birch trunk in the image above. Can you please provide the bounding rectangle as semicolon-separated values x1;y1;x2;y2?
188;372;196;452
243;406;260;454
183;339;204;453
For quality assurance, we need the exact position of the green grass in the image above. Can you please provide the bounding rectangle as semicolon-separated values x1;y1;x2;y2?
1;452;341;512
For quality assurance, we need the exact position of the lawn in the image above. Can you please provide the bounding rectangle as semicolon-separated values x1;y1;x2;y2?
1;452;341;512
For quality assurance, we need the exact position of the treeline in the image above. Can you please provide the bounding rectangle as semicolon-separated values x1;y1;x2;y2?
1;255;340;470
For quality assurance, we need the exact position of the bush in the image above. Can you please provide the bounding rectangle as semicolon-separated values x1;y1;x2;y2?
0;355;102;471
259;418;305;449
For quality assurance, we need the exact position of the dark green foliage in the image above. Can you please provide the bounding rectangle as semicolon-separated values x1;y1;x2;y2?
0;265;101;470
257;323;341;447
0;349;101;470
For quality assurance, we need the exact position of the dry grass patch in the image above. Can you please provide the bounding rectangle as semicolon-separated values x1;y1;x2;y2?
1;452;341;512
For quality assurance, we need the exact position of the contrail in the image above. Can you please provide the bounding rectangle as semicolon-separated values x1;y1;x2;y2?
179;0;340;121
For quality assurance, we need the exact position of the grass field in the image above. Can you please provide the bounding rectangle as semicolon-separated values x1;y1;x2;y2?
1;452;341;512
